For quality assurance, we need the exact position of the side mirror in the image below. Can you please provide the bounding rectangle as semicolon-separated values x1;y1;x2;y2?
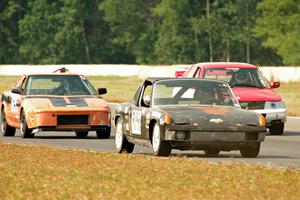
11;87;22;94
270;81;280;89
98;88;107;95
143;95;151;107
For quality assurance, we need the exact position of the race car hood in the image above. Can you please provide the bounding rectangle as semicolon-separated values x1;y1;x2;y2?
232;88;282;102
23;96;108;112
158;106;265;132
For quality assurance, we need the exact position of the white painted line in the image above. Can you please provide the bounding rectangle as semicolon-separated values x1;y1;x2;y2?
287;116;300;119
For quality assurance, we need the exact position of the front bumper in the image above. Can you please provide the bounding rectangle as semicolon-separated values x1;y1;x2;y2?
164;130;265;150
32;125;110;133
252;108;287;126
27;109;110;129
165;130;265;142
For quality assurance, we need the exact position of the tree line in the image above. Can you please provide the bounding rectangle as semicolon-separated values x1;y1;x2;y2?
0;0;299;66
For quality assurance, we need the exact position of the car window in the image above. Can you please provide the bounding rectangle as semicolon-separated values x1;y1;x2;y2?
24;75;94;95
152;79;238;107
140;84;153;107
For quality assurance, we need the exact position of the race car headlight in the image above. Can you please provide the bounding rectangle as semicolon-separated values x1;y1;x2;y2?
259;115;266;127
265;101;285;109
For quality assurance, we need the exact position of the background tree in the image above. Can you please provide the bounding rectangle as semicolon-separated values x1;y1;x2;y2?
0;0;27;63
254;0;300;65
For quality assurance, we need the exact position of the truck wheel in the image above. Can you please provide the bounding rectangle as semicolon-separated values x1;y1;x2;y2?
75;131;88;138
240;143;260;158
115;118;134;153
96;127;111;139
269;123;284;135
204;149;220;156
20;111;34;138
152;122;171;156
1;109;16;136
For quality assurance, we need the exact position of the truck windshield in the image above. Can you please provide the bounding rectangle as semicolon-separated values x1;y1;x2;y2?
203;68;269;88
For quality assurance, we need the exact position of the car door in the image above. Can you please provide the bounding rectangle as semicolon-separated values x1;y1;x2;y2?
6;76;27;127
129;83;153;140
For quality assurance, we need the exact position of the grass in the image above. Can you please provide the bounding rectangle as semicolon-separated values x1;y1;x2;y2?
0;76;299;116
274;82;300;116
0;144;299;200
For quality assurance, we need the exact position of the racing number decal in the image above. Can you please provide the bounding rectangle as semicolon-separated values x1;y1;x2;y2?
10;94;18;113
131;110;142;135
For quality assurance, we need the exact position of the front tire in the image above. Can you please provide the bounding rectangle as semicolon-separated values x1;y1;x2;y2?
20;111;34;138
269;123;284;135
152;123;171;156
240;143;260;158
115;118;134;153
75;131;88;138
1;109;16;136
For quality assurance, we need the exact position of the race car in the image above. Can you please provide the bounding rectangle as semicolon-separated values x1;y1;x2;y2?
113;78;266;157
1;71;110;138
178;62;286;135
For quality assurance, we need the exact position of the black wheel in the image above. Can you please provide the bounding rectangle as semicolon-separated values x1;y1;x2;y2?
1;109;16;136
204;149;220;156
115;118;134;153
96;127;111;139
240;143;260;158
152;122;171;156
75;131;88;138
269;123;284;135
20;111;34;138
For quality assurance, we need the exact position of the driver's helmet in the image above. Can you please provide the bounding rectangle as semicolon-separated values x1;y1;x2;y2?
234;70;250;83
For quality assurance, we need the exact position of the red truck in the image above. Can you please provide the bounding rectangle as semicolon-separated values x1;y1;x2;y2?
178;62;286;135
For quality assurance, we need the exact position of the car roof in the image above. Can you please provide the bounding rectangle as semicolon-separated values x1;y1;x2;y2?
24;73;82;76
194;62;257;69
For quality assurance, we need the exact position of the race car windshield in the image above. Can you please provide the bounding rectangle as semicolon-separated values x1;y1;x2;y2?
24;75;96;95
203;68;268;88
152;79;239;107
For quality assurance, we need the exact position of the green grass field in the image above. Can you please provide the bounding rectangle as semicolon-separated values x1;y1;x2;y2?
0;75;298;116
0;144;299;200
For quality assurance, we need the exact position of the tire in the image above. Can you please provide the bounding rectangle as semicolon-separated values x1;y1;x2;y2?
269;123;284;135
115;118;134;153
20;111;34;138
1;109;16;136
96;127;111;139
204;149;220;156
152;122;171;156
75;131;88;138
240;143;260;158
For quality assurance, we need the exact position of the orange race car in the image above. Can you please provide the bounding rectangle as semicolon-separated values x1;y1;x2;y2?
1;70;110;138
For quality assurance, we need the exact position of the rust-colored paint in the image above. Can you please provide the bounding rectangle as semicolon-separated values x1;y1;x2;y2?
195;106;229;115
1;74;110;131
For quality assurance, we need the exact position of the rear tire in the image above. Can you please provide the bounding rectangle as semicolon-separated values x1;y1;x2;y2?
204;149;220;156
152;123;171;156
240;143;260;158
1;109;16;136
96;127;111;139
75;131;88;138
20;111;34;138
269;123;284;135
115;118;134;153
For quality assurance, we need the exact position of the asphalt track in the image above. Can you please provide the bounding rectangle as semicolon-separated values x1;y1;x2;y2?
1;116;299;168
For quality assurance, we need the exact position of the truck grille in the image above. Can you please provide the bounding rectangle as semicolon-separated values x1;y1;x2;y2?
240;102;265;110
57;115;88;125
